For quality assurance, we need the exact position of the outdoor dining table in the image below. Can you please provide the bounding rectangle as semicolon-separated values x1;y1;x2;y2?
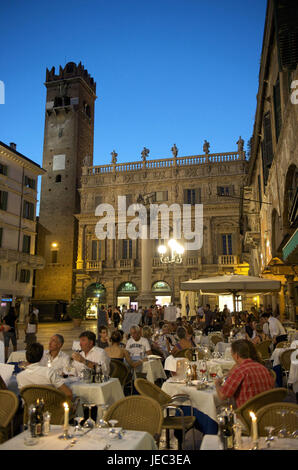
161;377;222;435
140;357;167;383
65;377;124;414
0;425;157;450
270;344;298;387
200;434;298;450
7;350;26;363
164;355;234;377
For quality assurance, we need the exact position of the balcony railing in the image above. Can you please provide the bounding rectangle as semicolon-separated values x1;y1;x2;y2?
218;255;239;265
87;151;245;175
0;248;45;269
86;260;102;271
117;259;135;270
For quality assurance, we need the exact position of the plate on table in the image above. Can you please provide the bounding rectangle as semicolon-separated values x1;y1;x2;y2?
147;355;162;360
167;378;186;384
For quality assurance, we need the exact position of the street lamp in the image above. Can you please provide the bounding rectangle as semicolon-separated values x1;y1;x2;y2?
158;239;185;303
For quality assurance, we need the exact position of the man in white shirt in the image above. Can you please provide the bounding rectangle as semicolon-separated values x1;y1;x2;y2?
39;334;70;373
175;304;182;319
17;342;72;399
260;312;287;346
71;331;110;376
126;325;152;360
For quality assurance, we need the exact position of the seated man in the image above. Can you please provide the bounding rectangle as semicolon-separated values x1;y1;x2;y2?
126;325;152;361
17;342;73;399
215;339;274;408
71;331;110;376
260;312;287;346
39;334;70;372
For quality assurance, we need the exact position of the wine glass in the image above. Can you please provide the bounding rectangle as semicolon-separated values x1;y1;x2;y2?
264;426;275;447
73;416;85;436
108;419;119;435
199;361;207;380
83;403;96;429
276;409;289;438
96;404;109;428
209;365;218;381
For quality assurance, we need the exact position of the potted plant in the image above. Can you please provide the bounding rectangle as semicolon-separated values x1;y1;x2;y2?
67;295;89;327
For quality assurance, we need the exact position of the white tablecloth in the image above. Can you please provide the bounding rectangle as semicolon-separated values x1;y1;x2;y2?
200;434;298;450
289;349;298;385
0;340;4;363
66;377;124;411
7;350;26;363
141;358;167;383
164;356;234;377
0;425;157;450
271;348;289;367
214;342;231;355
287;329;298;343
162;379;219;422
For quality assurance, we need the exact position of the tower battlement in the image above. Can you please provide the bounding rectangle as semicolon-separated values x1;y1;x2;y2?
46;62;96;93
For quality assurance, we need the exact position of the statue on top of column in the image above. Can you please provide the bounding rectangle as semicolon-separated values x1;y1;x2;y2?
203;140;210;155
141;147;150;162
236;136;244;152
111;150;118;164
171;143;178;158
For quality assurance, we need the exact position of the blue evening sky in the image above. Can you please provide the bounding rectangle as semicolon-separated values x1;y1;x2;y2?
0;0;267;169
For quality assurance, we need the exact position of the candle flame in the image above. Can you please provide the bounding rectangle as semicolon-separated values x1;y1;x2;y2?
249;411;256;421
63;402;69;410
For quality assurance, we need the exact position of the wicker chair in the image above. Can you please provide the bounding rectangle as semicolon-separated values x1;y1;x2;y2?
276;341;289;349
210;335;222;346
134;378;196;450
0;390;19;444
105;395;163;445
195;350;205;360
235;388;288;435
256;402;298;437
255;340;272;360
280;349;295;387
20;385;78;425
173;349;193;361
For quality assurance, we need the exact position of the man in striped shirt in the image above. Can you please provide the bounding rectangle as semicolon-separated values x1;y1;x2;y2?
215;340;275;408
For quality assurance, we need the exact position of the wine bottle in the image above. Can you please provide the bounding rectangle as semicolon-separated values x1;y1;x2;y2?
221;411;234;450
192;350;196;362
35;399;44;437
29;405;37;438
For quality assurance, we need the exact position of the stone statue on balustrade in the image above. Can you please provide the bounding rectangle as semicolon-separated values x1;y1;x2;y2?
141;147;150;162
111;150;118;164
203;140;210;155
171;143;178;158
82;155;91;167
236;136;244;152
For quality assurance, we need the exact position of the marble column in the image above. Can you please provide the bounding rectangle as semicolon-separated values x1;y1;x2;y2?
137;223;155;307
285;275;296;322
19;296;29;323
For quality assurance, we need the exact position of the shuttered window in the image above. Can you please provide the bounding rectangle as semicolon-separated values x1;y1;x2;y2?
262;112;274;186
23;200;34;220
273;77;282;142
22;235;31;254
184;188;201;204
0;190;8;211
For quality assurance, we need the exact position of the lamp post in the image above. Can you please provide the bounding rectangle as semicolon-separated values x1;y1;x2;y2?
158;239;184;304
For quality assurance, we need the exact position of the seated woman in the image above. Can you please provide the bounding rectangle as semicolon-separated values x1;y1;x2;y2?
251;323;268;344
97;325;110;349
171;326;195;355
245;315;257;342
185;324;196;348
105;330;144;369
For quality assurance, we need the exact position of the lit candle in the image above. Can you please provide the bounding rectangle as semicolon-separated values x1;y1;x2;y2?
249;411;258;442
63;402;69;432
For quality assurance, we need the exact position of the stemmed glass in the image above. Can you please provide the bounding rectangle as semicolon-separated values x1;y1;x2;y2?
209;365;218;381
276;409;289;438
83;403;96;430
96;404;109;428
73;416;85;436
264;426;275;447
108;419;119;435
199;361;207;381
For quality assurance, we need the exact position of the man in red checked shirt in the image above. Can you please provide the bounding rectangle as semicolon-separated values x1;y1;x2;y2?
215;340;275;408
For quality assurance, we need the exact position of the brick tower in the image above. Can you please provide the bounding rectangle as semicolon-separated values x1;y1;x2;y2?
34;62;96;305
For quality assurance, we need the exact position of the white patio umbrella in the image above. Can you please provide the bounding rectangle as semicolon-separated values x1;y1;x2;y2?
180;274;281;312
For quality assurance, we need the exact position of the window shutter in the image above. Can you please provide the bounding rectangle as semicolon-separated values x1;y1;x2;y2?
274;0;298;71
195;188;201;204
273;77;282;142
0;191;8;211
